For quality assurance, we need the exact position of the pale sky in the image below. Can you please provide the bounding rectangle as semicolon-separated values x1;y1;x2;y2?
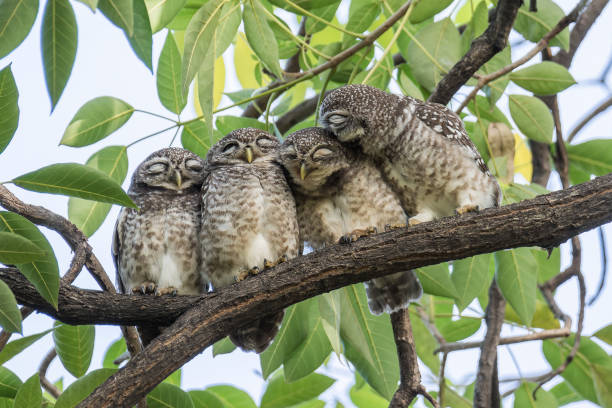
0;1;610;407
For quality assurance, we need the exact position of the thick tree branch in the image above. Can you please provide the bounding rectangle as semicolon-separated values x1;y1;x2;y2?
428;0;523;105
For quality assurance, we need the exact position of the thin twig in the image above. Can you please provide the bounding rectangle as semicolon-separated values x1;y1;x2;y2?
588;227;608;305
39;348;61;399
438;352;448;407
567;95;612;142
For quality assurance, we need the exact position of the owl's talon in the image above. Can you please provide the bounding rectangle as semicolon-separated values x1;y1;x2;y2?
263;259;274;269
132;282;157;295
339;226;378;244
384;223;406;232
250;266;260;275
455;204;479;215
236;270;249;282
156;287;178;296
278;254;289;264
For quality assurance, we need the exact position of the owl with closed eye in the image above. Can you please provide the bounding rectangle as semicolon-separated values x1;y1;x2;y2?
280;127;422;314
113;147;208;344
320;84;501;224
200;127;300;353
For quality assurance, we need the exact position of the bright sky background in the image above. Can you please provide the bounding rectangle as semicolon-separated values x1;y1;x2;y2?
0;1;610;407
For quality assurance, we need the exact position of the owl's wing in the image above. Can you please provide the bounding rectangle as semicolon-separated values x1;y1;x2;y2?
112;208;127;294
413;101;490;175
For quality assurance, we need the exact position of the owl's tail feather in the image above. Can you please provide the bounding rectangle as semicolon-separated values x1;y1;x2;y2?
365;270;422;315
230;310;284;353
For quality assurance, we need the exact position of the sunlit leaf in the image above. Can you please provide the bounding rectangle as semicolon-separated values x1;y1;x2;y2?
514;0;569;50
0;212;59;309
68;146;129;237
191;385;256;408
157;31;185;114
514;133;533;182
212;337;236;356
0;0;39;59
42;0;78;110
0;328;54;365
164;370;181;387
55;368;116;408
593;324;612;346
508;94;554;144
496;248;537;325
102;337;126;368
415;262;458;300
318;291;342;356
0;366;22;398
0;279;21;333
126;0;153;71
145;0;188;33
216;116;267;134
98;0;134;36
147;382;194;408
53;322;95;378
410;0;453;23
510;62;576;95
243;0;283;79
234;33;263;89
0;65;19;155
438;317;481;342
550;381;581;406
61;96;134;147
13;374;42;408
267;0;330;13
452;254;492;311
346;0;380;33
0;231;44;264
13;163;136;208
505;299;560;330
261;371;334;408
513;382;558;408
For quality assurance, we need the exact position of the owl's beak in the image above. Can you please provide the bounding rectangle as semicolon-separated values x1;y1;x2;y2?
245;147;254;163
300;163;308;180
174;170;182;188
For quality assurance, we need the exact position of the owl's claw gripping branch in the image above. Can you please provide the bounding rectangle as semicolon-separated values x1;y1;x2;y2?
456;204;479;215
384;223;406;232
133;282;157;295
263;254;289;269
339;226;378;244
236;266;261;282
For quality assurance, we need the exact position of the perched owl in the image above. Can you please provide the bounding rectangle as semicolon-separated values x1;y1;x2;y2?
280;127;422;314
113;148;207;344
320;84;501;224
200;128;300;353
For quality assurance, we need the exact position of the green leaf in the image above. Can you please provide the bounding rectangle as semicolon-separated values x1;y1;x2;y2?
318;291;342;356
532;247;560;284
0;231;45;264
514;0;569;50
68;146;129;237
508;94;554;144
550;381;582;406
126;0;153;71
543;335;612;404
510;62;576;95
261;371;334;408
0;212;60;309
467;95;511;127
0;0;39;59
76;0;98;10
305;2;340;34
346;0;380;33
61;96;134;147
0;65;20;155
212;337;236;356
502;182;549;205
0;279;21;333
181;120;222;159
13;374;42;408
243;0;283;79
340;285;399;399
164;370;181;387
438;317;481;342
405;18;461;91
196;46;215;140
190;386;256;408
0;328;54;365
260;304;304;379
409;0;453;23
477;45;511;103
102;337;126;368
567;139;612;182
415;262;458;300
182;0;224;93
409;308;439;373
513;382;558;408
41;0;77;110
98;0;134;36
593;324;612;346
495;248;537;325
147;382;194;408
0;366;22;398
216;116;267;135
350;377;388;408
53;322;95;378
13;163;137;208
284;298;332;382
451;254;492;311
267;0;330;13
55;368;116;408
145;0;188;33
398;65;425;99
157;31;186;115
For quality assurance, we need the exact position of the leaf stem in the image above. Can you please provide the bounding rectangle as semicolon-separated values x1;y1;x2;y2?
127;125;179;148
134;109;178;123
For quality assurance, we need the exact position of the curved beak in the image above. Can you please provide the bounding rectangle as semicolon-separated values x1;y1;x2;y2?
300;163;307;180
245;146;254;163
174;170;182;189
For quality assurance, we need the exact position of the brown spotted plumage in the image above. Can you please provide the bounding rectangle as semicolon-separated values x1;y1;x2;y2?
113;147;207;344
200;128;299;353
280;127;422;314
320;84;501;224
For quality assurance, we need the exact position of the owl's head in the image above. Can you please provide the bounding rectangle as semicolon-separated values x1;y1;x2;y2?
280;127;352;196
131;147;205;193
207;128;280;166
319;84;401;145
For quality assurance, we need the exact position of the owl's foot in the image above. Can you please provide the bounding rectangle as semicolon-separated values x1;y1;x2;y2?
263;254;289;269
132;281;157;295
384;223;406;232
156;286;178;296
236;266;261;282
339;226;377;244
455;204;479;215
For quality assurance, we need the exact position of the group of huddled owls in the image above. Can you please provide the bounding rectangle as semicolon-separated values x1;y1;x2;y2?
113;84;501;353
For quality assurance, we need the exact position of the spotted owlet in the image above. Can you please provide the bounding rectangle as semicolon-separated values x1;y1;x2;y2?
320;84;501;224
280;127;422;314
113;148;208;344
200;128;300;353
